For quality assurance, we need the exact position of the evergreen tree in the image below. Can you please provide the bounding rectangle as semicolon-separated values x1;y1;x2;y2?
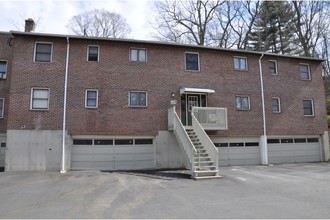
248;1;298;54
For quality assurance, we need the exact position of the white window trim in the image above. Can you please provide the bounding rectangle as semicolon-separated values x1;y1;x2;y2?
303;99;314;117
129;91;148;107
34;42;53;63
269;60;278;75
185;52;200;71
233;56;248;71
87;45;100;62
299;63;311;81
235;95;250;111
0;60;8;79
272;97;281;113
85;89;99;108
30;88;50;110
0;98;4;118
129;48;147;62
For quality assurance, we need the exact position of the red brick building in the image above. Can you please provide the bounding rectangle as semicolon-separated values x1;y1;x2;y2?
0;23;329;177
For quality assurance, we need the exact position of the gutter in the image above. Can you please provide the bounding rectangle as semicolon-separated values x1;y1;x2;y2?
259;53;268;165
60;37;70;173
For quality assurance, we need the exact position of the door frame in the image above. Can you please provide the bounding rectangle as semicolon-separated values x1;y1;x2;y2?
180;93;207;126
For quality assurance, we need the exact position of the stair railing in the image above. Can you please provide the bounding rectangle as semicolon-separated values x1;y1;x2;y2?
191;108;219;169
168;107;196;171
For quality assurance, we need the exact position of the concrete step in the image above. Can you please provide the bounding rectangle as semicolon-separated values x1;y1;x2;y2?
193;170;221;180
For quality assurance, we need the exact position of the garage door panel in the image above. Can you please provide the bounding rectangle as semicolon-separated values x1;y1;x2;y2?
115;154;134;161
295;155;320;163
135;153;153;161
134;161;154;169
244;158;261;165
115;161;135;170
72;138;155;170
115;146;134;154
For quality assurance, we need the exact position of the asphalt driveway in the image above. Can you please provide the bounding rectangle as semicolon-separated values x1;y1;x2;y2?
0;163;330;219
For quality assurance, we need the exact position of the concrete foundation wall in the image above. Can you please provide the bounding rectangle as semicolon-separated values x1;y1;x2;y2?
5;130;70;171
155;131;186;169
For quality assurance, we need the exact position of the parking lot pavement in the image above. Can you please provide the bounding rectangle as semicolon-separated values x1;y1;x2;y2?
0;163;330;219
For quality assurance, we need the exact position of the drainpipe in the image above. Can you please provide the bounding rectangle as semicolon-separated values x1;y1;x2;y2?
60;37;70;173
259;53;268;165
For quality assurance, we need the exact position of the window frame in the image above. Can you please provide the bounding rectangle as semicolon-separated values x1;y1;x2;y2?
129;48;147;62
0;98;4;118
233;56;248;71
269;60;278;75
87;45;100;62
303;99;314;117
129;91;147;107
85;89;99;108
185;52;200;71
235;95;250;111
0;60;8;79
271;97;281;113
30;88;50;110
299;63;311;81
34;42;53;63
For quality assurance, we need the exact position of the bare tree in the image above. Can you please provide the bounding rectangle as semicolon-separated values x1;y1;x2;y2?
151;0;223;45
208;1;260;49
67;9;131;38
293;1;330;57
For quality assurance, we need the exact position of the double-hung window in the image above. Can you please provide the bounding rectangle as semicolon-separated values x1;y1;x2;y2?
130;48;146;62
0;98;4;118
269;60;278;75
34;43;52;63
234;57;247;71
0;61;7;79
300;64;311;80
129;91;147;107
272;97;281;113
236;95;250;110
88;45;99;61
185;52;200;71
85;90;98;108
303;99;314;116
31;88;50;110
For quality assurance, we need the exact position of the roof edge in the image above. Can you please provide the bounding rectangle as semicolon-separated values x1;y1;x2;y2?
9;31;325;62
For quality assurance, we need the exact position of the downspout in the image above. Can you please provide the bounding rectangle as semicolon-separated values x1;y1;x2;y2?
259;53;268;165
60;37;70;173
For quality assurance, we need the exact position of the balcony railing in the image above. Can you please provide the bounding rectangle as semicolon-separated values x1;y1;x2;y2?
192;107;228;130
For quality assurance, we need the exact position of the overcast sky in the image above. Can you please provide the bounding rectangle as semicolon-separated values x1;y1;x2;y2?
0;0;156;40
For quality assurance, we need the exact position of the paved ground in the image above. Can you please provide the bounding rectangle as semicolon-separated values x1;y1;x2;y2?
0;163;330;219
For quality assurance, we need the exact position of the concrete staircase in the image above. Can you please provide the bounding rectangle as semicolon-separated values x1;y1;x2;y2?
186;129;220;179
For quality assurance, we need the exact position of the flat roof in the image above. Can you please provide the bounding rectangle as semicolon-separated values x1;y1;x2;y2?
8;31;325;62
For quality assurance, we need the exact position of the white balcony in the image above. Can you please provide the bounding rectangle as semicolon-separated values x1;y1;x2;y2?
192;107;228;130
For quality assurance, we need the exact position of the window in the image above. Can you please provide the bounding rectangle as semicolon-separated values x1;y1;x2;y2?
0;98;4;118
234;57;247;70
130;48;146;62
129;91;147;107
303;99;314;116
88;45;99;61
0;61;7;79
31;88;50;110
272;97;281;113
85;90;98;108
185;52;200;71
236;96;250;110
34;43;52;63
300;64;311;80
269;60;278;75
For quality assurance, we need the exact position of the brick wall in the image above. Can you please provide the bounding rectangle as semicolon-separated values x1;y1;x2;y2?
7;34;328;137
0;32;13;133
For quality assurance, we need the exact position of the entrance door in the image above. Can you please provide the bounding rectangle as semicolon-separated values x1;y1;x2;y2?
187;95;200;126
181;94;206;126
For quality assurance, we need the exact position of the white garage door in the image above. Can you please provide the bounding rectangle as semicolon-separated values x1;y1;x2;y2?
212;137;261;166
0;137;6;168
71;138;155;170
268;137;321;164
